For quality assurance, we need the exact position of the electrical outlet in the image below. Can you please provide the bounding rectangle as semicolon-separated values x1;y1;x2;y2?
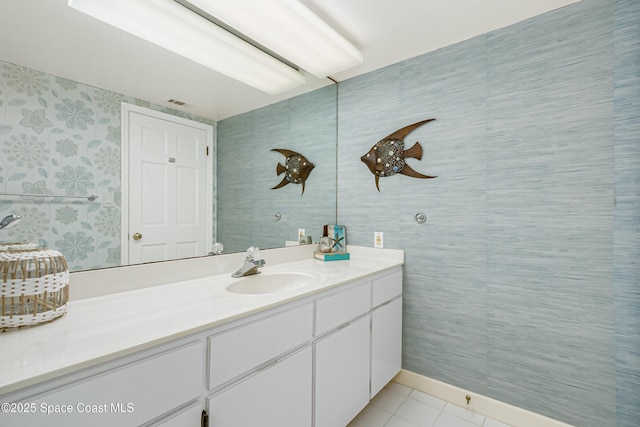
374;232;384;248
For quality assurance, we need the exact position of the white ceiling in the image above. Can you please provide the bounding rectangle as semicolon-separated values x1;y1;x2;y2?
0;0;581;121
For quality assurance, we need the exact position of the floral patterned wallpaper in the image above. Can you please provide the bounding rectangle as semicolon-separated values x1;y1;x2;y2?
0;60;213;271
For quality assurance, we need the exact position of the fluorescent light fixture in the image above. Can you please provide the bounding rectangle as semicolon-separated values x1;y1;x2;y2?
68;0;306;94
188;0;364;78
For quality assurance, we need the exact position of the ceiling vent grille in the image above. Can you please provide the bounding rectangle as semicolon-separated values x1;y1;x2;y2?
167;98;189;106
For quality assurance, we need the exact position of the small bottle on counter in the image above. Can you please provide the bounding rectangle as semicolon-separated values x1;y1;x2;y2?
318;225;332;253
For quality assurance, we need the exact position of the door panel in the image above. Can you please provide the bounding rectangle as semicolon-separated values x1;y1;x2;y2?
177;241;198;259
176;166;198;224
124;105;212;265
141;161;168;225
141;244;167;264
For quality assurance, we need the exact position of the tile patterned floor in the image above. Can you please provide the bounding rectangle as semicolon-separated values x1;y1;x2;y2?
348;382;513;427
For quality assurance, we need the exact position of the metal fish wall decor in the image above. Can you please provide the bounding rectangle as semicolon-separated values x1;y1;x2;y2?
271;149;315;195
360;119;437;191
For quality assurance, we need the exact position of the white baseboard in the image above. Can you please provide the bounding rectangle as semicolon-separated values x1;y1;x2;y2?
392;370;575;427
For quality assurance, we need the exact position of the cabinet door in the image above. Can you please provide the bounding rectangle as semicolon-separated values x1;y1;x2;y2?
208;347;312;427
315;316;370;427
371;297;403;397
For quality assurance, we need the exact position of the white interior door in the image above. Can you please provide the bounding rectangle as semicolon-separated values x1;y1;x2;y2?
121;104;213;265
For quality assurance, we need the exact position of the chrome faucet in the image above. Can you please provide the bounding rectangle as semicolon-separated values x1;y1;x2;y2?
0;214;21;230
232;246;266;278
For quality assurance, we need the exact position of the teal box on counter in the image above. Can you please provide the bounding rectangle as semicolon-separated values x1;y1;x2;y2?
314;251;350;261
317;224;348;260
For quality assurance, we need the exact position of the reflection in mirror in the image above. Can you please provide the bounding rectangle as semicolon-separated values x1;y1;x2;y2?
217;84;337;253
0;59;212;271
0;61;338;272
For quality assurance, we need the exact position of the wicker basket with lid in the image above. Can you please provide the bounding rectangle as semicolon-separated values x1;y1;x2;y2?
0;245;69;331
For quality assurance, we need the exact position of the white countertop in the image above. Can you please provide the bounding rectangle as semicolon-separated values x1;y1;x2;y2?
0;247;403;395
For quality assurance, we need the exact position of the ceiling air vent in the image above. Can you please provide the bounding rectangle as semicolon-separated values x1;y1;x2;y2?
166;98;190;107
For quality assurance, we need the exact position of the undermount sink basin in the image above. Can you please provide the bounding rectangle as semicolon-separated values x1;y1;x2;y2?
226;272;319;295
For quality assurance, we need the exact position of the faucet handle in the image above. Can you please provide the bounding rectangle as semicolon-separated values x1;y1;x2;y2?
246;246;261;261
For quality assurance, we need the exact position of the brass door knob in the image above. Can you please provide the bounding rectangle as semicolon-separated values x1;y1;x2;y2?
132;232;143;241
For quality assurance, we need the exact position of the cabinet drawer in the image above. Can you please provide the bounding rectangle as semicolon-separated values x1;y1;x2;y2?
315;281;371;336
1;341;203;427
372;268;402;307
208;303;313;389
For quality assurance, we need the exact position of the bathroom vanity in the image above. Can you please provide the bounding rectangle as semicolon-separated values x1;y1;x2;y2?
0;246;403;427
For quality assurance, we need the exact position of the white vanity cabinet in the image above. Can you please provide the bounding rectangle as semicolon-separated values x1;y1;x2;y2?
0;262;403;427
205;271;403;427
0;341;204;427
314;268;403;426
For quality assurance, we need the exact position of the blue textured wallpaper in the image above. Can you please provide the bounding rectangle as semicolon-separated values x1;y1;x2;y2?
216;85;337;253
613;1;640;426
336;0;638;426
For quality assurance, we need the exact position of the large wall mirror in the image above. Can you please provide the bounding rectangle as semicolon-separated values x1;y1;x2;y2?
0;0;337;272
